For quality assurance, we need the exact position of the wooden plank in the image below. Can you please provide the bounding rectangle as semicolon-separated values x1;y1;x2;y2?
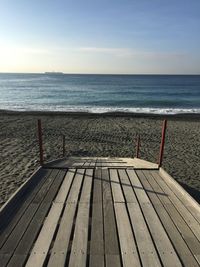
154;203;199;267
114;203;141;267
140;203;182;267
118;169;137;203
159;168;200;222
126;170;150;204
90;203;104;256
54;169;76;203
32;169;59;203
103;201;120;255
102;168;120;255
90;255;104;267
72;162;85;167
138;170;200;267
0;167;48;217
67;167;92;266
89;160;96;167
25;203;63;267
35;169;75;265
67;169;85;203
102;168;112;202
42;169;66;203
6;170;65;267
144;170;200;265
109;169;124;203
105;255;121;267
0;254;12;266
128;170;182;267
131;157;158;169
0;167;49;214
7;254;27;267
68;203;90;267
83;160;91;167
151;170;200;241
118;170;160;266
101;163;109;167
80;169;93;203
93;168;102;203
0;202;40;255
43;158;74;168
127;202;161;267
107;163;128;167
95;163;102;167
90;168;104;263
47;203;76;267
12;203;49;254
0;168;52;249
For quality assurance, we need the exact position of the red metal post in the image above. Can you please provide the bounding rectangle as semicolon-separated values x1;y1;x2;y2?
62;135;65;157
136;135;140;158
158;119;167;168
37;119;44;166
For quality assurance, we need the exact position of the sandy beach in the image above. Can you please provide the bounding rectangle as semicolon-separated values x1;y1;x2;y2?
0;110;200;206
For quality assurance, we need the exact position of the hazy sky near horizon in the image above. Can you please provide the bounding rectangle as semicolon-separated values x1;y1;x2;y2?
0;0;200;74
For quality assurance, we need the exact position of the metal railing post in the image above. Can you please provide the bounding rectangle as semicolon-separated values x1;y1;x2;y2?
158;119;167;168
62;135;65;157
37;119;44;166
136;135;140;158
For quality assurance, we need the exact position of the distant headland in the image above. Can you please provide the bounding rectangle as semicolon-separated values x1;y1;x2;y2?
44;72;64;75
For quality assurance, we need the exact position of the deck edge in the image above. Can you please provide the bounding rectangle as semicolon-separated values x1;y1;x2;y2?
133;157;159;169
43;157;66;168
159;167;200;209
0;166;42;216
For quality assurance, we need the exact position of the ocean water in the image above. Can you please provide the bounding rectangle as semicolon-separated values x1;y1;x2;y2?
0;73;200;114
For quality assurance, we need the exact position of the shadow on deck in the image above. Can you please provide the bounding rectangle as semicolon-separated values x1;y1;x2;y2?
0;157;199;267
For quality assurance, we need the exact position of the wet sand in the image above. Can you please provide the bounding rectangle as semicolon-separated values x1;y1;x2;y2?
0;110;200;206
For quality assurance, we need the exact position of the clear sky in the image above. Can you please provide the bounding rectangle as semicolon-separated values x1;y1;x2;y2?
0;0;200;74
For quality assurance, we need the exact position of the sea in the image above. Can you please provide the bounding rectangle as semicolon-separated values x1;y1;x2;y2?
0;73;200;114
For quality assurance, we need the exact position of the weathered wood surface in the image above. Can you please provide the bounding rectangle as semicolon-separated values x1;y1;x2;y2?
128;169;182;267
0;157;199;267
44;156;158;169
138;170;200;267
140;170;200;265
102;168;120;259
0;168;52;248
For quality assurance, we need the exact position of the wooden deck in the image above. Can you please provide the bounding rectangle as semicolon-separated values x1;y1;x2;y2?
0;157;199;267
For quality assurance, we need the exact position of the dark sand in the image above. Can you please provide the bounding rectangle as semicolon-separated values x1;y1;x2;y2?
0;110;200;206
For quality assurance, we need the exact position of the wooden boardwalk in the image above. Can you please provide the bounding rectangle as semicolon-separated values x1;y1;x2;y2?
0;157;199;267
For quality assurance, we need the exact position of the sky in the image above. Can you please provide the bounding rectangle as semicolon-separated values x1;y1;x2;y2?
0;0;200;74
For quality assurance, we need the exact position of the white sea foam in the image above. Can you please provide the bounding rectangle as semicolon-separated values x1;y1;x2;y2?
1;104;200;115
1;74;200;115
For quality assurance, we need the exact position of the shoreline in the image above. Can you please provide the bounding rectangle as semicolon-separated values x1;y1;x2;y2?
1;109;200;121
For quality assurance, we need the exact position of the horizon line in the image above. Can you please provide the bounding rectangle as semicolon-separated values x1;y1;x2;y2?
0;72;200;75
